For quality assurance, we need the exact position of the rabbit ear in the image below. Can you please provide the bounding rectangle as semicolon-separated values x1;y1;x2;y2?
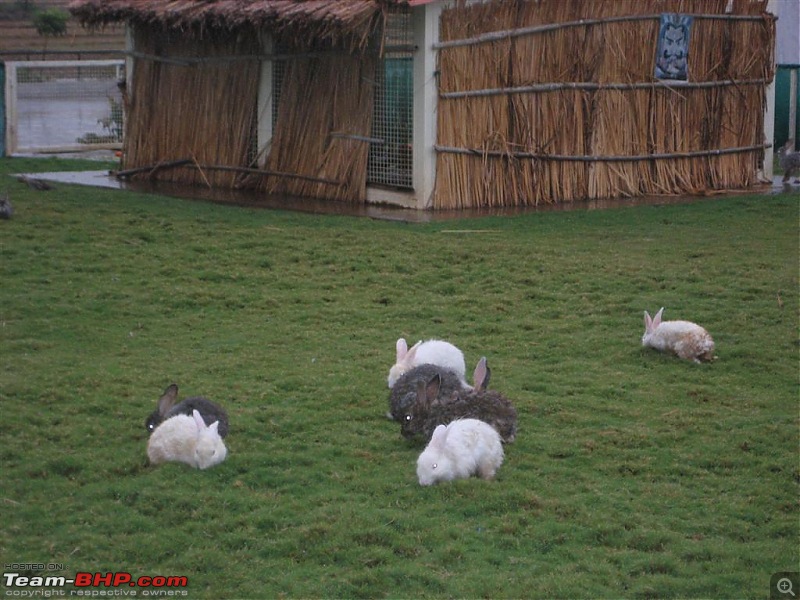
653;307;665;327
430;424;448;448
405;341;421;364
208;421;220;435
192;409;206;430
395;338;408;362
644;310;653;332
158;384;179;415
417;373;442;408
473;357;490;390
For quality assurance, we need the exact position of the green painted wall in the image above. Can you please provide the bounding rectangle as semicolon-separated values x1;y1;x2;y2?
774;66;800;148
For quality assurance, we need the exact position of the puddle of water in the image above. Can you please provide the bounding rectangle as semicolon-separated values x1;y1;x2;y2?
17;169;799;222
23;170;123;189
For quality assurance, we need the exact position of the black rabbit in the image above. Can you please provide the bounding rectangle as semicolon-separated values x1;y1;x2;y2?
145;383;229;438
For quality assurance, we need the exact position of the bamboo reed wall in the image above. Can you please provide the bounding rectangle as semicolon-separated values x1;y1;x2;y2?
259;52;377;203
433;0;776;209
121;25;377;202
123;27;260;188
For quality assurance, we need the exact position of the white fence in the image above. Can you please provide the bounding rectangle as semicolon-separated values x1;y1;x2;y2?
4;59;125;155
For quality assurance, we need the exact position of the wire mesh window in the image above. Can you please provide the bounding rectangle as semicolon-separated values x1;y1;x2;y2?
271;57;285;131
258;50;286;169
7;60;125;154
368;8;414;190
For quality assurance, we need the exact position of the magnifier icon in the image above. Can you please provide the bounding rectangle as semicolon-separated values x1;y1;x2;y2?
778;578;796;597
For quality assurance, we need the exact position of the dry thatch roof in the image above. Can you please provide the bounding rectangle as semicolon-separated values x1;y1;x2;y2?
68;0;408;50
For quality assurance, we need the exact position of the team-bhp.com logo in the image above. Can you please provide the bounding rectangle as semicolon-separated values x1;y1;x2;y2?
4;571;188;597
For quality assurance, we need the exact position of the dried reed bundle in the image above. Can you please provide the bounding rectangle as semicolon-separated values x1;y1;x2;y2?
123;27;260;188
259;52;376;202
433;0;774;210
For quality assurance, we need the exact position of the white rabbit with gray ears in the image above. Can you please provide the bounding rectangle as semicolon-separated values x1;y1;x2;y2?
387;337;467;388
642;307;715;363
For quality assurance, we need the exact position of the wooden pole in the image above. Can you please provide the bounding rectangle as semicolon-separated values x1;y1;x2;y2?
439;79;771;100
434;143;772;162
114;160;343;187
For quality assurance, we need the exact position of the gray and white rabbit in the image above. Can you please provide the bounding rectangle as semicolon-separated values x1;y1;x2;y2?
145;383;229;437
416;419;504;486
400;365;517;444
387;357;491;422
0;192;13;220
147;409;227;470
387;338;467;388
778;139;800;183
642;307;715;363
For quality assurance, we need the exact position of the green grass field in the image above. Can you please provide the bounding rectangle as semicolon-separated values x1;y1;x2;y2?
1;157;798;599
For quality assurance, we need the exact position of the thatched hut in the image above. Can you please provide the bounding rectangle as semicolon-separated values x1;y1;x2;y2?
68;0;777;210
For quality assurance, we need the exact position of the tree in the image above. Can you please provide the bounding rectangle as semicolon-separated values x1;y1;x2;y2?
33;8;68;52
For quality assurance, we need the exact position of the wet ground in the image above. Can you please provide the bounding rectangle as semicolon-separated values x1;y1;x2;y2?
17;167;799;223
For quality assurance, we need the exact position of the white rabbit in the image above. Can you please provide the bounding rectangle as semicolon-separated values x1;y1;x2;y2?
147;409;227;469
642;307;715;363
416;419;504;486
387;337;466;388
